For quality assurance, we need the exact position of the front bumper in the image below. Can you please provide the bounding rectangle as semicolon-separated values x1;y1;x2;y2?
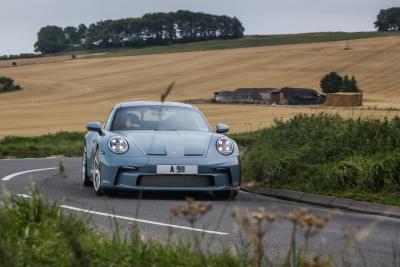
97;154;241;191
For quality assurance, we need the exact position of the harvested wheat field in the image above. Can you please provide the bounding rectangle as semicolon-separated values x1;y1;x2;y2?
1;36;400;137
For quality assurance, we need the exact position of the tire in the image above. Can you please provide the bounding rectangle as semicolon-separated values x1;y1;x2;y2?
214;190;238;200
92;149;105;195
82;145;92;187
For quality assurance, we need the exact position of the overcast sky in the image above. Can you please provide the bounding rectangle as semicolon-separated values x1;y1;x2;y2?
0;0;398;55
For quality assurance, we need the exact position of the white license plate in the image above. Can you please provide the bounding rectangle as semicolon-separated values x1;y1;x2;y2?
156;165;198;175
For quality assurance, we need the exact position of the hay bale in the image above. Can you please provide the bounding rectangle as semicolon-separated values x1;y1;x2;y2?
324;92;363;107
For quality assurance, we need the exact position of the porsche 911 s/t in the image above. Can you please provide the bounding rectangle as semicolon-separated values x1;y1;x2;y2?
82;101;240;199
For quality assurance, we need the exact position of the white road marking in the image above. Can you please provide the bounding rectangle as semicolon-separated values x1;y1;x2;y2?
60;204;229;235
16;194;32;198
1;167;58;181
14;194;228;235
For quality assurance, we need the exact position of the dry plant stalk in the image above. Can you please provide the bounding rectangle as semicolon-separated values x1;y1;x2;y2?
170;197;213;226
170;197;213;253
231;207;332;267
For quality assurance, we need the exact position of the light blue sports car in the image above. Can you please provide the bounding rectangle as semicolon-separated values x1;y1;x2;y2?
82;101;240;198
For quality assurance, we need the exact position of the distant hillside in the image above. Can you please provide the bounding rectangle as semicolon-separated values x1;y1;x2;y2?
66;31;400;58
2;31;399;62
1;35;400;136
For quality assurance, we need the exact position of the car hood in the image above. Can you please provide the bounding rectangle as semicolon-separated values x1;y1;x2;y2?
118;130;213;157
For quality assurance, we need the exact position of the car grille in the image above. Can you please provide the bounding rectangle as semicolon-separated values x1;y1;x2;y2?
137;175;214;187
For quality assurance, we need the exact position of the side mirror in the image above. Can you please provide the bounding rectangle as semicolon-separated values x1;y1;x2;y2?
86;122;102;134
216;123;230;134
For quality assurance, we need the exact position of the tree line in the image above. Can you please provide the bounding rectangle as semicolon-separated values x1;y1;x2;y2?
34;10;245;54
375;7;400;31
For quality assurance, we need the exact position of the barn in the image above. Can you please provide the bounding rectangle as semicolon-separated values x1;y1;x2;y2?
214;88;281;104
214;87;325;105
279;87;326;105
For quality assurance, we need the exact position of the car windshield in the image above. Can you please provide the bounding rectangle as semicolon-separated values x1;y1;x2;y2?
111;105;211;132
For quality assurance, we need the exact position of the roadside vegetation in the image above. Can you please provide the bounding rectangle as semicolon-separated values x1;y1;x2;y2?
242;113;400;205
0;132;82;158
1;186;372;267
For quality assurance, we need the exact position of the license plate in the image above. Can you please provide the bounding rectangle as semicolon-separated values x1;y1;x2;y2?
156;165;198;175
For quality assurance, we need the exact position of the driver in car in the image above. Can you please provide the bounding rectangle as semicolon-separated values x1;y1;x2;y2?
125;113;141;129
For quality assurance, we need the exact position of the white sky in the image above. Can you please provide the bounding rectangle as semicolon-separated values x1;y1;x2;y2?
0;0;398;54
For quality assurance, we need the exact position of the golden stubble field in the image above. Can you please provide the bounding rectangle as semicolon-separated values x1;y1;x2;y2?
1;36;400;137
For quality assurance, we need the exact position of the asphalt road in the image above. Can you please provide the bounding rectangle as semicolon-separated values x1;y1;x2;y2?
1;157;399;266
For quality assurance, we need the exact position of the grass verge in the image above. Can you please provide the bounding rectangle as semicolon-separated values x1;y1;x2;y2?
0;132;83;158
242;113;400;206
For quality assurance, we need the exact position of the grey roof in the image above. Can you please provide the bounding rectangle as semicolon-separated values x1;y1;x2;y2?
280;87;319;97
234;88;279;93
117;101;194;109
215;88;279;97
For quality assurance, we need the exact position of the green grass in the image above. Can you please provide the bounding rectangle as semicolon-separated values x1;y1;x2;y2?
241;113;400;206
0;132;83;158
71;31;400;58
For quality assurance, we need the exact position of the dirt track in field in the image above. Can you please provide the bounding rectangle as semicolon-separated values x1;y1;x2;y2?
1;36;400;137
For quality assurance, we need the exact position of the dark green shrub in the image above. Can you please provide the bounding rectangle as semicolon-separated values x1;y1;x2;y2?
242;114;400;197
367;151;400;191
0;76;22;93
320;72;360;93
327;160;364;190
320;72;343;93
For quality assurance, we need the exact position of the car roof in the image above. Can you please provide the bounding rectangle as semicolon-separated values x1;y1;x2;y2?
116;101;195;109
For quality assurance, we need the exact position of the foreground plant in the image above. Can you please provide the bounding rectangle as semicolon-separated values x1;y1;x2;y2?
231;207;332;267
0;187;391;267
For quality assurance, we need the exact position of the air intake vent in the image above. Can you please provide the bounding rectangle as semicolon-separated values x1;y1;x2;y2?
137;175;214;187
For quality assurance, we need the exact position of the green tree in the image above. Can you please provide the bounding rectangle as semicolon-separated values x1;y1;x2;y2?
349;76;360;92
320;72;343;93
342;74;351;92
77;24;88;44
64;26;80;48
375;7;400;31
36;11;244;51
342;75;360;92
34;26;67;54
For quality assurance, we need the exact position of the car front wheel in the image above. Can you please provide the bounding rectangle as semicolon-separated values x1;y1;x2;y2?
92;149;105;195
82;145;92;187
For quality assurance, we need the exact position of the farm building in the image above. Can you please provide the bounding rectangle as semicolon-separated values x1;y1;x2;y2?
214;87;325;105
214;88;280;104
280;87;326;105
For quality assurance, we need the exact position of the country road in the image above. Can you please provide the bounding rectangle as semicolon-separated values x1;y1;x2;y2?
1;157;399;266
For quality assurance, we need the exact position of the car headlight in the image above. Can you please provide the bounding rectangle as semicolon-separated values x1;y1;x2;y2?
216;137;234;155
108;136;129;154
